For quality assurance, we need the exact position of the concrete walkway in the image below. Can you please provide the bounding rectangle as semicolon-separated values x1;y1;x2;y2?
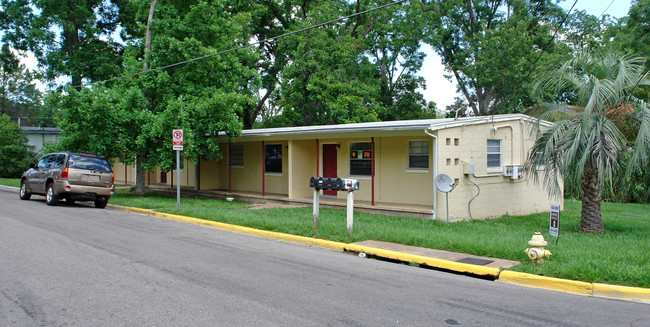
353;240;520;269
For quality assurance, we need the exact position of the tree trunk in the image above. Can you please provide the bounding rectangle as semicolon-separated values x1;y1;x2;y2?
144;0;158;70
580;168;604;233
135;150;147;196
133;0;157;197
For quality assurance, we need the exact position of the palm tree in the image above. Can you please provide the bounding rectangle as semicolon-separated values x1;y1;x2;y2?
526;49;650;234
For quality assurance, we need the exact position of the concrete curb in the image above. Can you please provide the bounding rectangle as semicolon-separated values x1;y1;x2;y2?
119;206;649;302
497;271;593;296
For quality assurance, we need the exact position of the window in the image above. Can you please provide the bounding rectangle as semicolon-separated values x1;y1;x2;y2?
52;154;66;168
349;142;372;176
265;144;282;173
68;154;112;172
229;144;243;167
487;140;501;169
37;155;52;169
408;140;429;169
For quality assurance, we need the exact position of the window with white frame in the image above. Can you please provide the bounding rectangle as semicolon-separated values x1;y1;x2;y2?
349;142;372;176
265;144;282;173
229;144;243;167
487;139;501;169
408;140;429;169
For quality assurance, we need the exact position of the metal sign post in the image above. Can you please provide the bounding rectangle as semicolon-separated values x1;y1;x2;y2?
172;129;183;208
549;204;560;244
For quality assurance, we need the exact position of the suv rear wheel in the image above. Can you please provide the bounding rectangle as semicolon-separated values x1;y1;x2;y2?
45;184;59;206
94;197;108;209
19;181;31;200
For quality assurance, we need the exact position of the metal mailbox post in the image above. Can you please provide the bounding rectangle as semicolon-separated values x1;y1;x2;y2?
309;177;359;234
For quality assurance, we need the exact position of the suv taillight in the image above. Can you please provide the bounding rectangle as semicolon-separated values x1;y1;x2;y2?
61;168;69;179
112;173;114;184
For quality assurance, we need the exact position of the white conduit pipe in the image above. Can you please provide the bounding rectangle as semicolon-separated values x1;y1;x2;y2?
424;129;438;220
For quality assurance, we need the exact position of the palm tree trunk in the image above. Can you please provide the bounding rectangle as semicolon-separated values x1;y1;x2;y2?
580;168;604;233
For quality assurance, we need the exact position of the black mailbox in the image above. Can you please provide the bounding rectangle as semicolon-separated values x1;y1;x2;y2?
310;177;325;189
325;178;336;190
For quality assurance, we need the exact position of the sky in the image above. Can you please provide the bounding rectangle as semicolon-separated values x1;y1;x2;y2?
419;0;633;110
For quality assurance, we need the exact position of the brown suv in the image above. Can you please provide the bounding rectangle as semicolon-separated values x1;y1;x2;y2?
19;152;115;208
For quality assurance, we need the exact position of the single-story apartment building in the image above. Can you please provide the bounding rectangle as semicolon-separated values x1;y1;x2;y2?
114;114;562;221
21;126;61;153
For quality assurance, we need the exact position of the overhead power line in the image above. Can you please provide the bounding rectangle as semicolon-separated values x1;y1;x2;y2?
76;0;408;89
522;0;578;80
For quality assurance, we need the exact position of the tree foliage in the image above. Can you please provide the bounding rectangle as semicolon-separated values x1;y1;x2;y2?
0;45;42;124
48;0;256;195
0;113;36;177
0;0;125;86
419;0;571;116
261;0;434;127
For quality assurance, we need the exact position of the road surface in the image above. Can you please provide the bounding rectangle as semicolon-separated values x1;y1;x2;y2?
0;188;647;326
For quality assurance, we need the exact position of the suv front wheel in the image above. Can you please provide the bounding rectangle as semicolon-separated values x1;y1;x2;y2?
19;181;31;200
45;184;59;206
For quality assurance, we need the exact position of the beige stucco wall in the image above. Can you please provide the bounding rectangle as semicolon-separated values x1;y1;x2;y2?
288;139;318;199
433;120;561;221
199;158;220;189
215;141;289;195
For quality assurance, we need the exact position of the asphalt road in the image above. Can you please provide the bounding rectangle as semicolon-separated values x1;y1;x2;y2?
0;188;647;326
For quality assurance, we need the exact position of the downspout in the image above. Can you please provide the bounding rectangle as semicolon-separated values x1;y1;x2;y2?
262;141;265;196
494;125;514;165
424;129;438;220
371;137;375;206
228;143;232;193
316;139;319;177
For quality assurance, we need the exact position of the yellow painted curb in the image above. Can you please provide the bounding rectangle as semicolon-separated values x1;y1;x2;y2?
121;206;649;301
593;283;650;302
343;244;501;278
498;270;593;296
123;207;155;215
149;211;346;252
122;207;500;278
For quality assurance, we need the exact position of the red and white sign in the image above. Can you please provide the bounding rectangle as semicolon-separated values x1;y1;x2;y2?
173;129;183;151
173;129;183;144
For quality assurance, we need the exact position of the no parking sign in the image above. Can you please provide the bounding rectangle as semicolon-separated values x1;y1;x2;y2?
172;129;183;150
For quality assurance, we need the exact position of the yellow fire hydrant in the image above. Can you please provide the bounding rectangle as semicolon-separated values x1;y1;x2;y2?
525;231;552;264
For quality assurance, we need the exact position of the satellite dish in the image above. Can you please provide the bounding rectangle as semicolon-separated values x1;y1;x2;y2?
434;174;456;223
435;174;456;193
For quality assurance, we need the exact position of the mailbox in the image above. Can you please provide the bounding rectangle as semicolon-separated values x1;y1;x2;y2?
309;177;359;191
340;178;359;191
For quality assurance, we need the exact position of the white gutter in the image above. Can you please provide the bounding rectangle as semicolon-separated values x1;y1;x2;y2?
424;129;437;220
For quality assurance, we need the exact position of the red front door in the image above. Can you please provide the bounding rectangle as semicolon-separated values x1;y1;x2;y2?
160;171;167;184
322;144;337;196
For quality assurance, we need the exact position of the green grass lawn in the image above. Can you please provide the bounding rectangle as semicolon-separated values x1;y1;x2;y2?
0;178;21;188
2;178;648;288
108;190;649;288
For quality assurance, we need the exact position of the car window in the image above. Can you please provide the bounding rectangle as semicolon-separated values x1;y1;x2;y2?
37;155;51;169
52;154;66;168
67;154;113;173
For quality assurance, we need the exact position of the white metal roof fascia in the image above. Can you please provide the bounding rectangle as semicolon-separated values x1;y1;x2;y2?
219;114;552;140
426;113;553;131
235;118;453;138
